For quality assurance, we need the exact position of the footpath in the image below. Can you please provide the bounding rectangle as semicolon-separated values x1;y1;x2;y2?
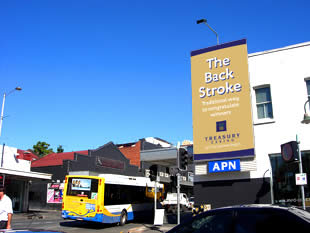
13;209;63;221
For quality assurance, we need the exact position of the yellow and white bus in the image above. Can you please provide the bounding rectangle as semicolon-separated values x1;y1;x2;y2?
62;174;164;225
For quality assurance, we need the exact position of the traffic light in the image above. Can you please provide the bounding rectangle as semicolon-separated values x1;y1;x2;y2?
281;141;299;163
149;165;158;182
0;174;4;186
179;148;189;170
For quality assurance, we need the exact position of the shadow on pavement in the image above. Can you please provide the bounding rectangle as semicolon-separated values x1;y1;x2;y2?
60;220;118;230
165;212;193;224
141;225;166;233
14;210;61;220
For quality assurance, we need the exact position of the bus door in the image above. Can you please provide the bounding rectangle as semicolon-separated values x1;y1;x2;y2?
64;177;101;218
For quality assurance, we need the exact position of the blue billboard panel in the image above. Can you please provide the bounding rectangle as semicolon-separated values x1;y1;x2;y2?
208;159;240;173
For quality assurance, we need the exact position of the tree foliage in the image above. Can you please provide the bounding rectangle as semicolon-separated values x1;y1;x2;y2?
57;145;64;153
33;141;54;157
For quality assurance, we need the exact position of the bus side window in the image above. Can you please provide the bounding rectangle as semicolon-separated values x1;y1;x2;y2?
104;184;113;205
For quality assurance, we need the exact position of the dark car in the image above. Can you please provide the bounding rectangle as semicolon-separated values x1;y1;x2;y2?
167;204;310;233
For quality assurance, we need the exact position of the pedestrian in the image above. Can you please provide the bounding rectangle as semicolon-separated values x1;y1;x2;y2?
0;185;13;229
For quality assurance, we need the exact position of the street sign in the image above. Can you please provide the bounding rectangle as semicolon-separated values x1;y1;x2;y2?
295;173;307;185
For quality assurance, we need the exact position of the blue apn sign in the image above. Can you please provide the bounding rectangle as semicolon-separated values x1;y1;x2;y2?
209;159;241;173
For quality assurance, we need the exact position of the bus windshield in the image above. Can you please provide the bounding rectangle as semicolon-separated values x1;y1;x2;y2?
66;177;98;199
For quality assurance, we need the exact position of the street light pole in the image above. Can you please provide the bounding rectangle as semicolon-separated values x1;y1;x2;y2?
197;18;219;45
0;87;22;137
0;93;6;137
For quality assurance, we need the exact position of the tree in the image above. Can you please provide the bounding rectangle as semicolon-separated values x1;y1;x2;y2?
33;141;54;157
57;145;64;153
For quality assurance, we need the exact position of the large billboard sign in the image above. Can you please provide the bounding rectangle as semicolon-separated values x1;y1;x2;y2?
191;39;254;161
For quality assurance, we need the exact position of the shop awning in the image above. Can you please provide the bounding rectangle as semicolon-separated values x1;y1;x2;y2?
0;167;52;180
141;147;178;166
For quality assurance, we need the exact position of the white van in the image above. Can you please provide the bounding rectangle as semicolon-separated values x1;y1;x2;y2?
161;193;191;213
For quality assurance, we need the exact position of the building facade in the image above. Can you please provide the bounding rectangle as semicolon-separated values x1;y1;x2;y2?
30;141;143;210
194;41;310;209
117;137;173;168
30;137;173;210
0;145;51;212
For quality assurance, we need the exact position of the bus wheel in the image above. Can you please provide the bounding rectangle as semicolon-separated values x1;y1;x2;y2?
119;210;127;226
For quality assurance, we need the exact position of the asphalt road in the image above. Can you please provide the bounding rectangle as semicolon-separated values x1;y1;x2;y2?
11;214;183;233
13;218;140;232
10;209;194;233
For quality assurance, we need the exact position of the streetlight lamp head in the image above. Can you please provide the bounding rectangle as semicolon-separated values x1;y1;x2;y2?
15;87;22;91
301;113;310;124
197;19;207;24
301;99;310;124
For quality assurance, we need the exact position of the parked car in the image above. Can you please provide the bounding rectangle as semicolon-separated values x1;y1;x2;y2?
167;204;310;233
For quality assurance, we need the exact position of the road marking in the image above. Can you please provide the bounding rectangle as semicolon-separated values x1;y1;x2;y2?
128;226;148;232
13;221;55;226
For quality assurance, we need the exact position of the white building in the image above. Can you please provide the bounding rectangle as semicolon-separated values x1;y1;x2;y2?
194;41;310;209
0;145;51;212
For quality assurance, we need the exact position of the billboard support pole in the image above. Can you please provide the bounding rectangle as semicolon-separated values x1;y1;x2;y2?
196;19;219;45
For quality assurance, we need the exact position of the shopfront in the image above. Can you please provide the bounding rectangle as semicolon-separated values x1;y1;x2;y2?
0;170;52;212
5;178;25;212
270;151;310;208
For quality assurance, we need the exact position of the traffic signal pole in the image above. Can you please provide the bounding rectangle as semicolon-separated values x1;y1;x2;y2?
177;142;180;225
296;135;306;210
154;176;157;213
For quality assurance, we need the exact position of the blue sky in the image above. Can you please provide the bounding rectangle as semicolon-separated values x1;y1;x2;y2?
1;0;309;152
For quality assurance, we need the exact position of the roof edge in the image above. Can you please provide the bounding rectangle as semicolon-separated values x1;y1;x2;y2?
249;41;310;57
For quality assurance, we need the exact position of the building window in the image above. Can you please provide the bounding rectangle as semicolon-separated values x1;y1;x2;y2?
255;86;273;119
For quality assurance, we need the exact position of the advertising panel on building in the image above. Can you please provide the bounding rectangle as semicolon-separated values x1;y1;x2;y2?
191;39;255;161
47;182;64;203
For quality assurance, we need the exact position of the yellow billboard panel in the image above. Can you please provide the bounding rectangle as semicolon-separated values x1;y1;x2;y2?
191;39;254;161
